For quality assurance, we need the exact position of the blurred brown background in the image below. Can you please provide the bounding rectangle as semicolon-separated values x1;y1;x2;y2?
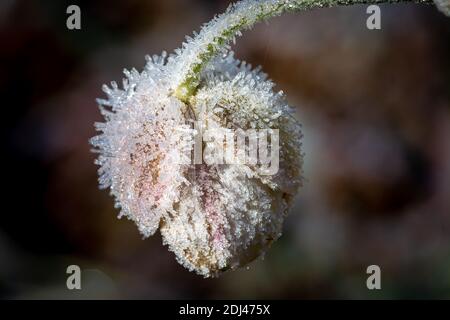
1;0;449;299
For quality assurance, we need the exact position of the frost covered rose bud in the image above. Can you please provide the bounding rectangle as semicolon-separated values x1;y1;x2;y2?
90;0;443;277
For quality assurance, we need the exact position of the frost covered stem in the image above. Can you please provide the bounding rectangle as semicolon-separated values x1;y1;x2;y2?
173;0;432;103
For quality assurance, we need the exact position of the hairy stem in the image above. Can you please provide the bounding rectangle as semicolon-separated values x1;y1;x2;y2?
172;0;432;103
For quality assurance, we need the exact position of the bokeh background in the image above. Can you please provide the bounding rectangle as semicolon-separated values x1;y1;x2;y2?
1;0;450;299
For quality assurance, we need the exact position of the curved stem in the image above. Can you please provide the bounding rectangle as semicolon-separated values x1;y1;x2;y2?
172;0;432;103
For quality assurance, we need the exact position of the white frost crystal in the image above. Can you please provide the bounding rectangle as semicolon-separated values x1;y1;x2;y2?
91;0;305;277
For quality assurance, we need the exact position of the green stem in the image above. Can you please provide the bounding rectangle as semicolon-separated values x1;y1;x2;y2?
173;0;432;103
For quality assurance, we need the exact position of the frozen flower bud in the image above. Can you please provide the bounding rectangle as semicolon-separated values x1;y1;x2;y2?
91;51;302;277
92;0;442;277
